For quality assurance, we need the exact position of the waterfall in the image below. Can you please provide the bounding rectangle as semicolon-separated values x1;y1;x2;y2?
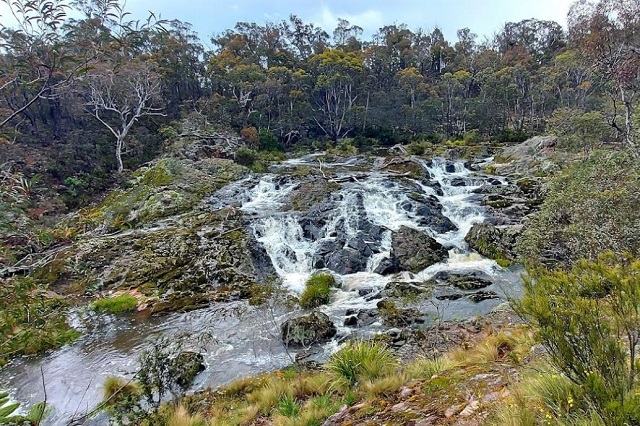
241;156;501;298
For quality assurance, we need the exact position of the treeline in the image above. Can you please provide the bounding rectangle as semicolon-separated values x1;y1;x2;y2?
1;0;640;178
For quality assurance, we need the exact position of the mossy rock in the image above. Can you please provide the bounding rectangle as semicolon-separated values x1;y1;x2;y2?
79;157;248;230
515;177;541;195
482;195;515;209
288;179;340;211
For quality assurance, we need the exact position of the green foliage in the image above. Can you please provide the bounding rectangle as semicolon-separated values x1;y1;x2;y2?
258;129;283;152
496;129;529;143
327;340;397;387
548;108;610;153
92;294;138;313
104;333;211;423
516;253;640;424
0;392;20;423
299;274;334;309
0;277;80;367
276;394;300;418
517;150;640;267
0;392;50;425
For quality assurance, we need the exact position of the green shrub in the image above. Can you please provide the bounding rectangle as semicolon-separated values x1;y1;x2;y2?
235;147;258;166
327;340;397;387
299;274;334;309
258;130;283;152
516;252;640;424
92;294;138;313
518;150;640;267
0;277;79;366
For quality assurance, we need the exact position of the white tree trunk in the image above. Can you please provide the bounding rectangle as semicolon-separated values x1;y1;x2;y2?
116;135;125;173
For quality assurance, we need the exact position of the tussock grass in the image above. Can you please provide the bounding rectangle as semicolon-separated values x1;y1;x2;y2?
360;373;407;398
405;356;456;379
166;404;205;426
246;378;292;414
299;274;334;309
326;340;397;387
489;366;585;426
102;375;139;406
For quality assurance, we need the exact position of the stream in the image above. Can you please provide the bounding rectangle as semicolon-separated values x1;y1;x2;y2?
0;154;523;424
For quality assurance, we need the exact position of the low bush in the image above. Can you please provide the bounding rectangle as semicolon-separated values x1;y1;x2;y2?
516;252;640;424
299;274;334;309
517;150;640;267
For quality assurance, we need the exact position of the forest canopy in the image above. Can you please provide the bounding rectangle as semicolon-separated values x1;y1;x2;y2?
1;0;639;181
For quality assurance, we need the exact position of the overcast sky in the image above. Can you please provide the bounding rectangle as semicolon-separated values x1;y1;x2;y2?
0;0;575;45
124;0;574;44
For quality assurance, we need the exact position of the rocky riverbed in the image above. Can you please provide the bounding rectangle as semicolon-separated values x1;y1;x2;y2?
0;145;536;424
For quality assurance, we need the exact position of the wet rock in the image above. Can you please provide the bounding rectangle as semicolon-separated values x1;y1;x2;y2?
414;198;457;233
343;316;358;326
325;247;369;275
465;222;520;262
343;309;379;328
435;294;465;301
382;281;432;298
377;300;425;327
448;275;493;290
468;290;499;302
391;226;448;272
173;351;205;388
373;257;399;275
281;311;337;347
450;177;467;187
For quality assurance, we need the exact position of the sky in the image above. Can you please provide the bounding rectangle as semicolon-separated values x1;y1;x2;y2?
0;0;574;45
123;0;575;45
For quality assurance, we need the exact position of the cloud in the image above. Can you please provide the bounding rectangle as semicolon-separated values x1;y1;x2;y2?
312;5;384;35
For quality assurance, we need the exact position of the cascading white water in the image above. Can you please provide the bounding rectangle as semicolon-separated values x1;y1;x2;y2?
242;157;506;304
421;158;487;248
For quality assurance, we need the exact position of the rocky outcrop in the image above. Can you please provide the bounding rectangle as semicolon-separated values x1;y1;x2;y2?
465;223;520;262
40;207;274;313
85;156;248;232
491;136;564;177
391;226;448;273
281;311;337;347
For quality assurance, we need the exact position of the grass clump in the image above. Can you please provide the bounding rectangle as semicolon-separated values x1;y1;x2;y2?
327;340;397;387
92;294;138;313
299;274;334;309
102;375;141;407
165;405;205;426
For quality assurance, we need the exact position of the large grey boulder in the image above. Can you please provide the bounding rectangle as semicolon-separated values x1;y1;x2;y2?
391;226;448;272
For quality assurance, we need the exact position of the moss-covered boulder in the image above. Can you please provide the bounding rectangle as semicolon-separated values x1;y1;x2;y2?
465;223;519;264
37;208;272;312
391;226;448;272
281;311;337;347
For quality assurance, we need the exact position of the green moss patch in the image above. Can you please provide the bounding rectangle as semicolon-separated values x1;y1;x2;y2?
92;294;138;313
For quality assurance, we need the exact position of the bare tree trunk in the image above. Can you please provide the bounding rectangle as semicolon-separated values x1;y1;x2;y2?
116;135;125;173
620;86;637;153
